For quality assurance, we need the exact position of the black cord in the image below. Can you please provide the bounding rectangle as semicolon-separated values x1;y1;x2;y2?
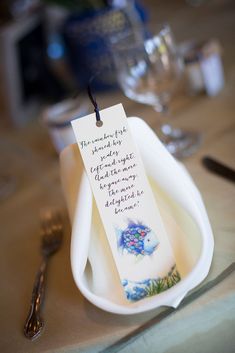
87;77;103;126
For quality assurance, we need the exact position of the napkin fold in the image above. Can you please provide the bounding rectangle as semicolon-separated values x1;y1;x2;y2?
60;117;214;314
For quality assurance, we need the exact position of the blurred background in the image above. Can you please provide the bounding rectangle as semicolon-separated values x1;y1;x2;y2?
0;0;234;128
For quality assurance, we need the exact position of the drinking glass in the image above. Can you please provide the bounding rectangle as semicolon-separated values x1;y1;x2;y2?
110;24;201;158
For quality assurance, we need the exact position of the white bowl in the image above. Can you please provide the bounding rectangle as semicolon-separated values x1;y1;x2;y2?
60;117;214;314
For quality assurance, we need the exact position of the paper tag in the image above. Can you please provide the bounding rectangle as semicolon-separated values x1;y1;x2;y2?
72;104;180;302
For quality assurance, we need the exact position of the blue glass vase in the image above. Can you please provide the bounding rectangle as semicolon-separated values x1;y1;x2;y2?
63;1;148;91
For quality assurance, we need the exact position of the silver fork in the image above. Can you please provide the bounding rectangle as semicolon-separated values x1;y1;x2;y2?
24;210;63;340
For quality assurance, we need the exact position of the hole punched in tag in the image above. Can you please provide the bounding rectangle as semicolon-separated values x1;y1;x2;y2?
87;79;103;127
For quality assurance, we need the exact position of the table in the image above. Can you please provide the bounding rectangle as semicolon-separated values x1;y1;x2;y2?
1;1;235;352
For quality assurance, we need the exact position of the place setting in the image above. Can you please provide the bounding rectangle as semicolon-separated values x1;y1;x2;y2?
1;1;235;352
56;9;212;313
26;1;231;342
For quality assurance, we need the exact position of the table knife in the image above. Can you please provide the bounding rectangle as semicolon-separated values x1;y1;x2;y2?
202;156;235;183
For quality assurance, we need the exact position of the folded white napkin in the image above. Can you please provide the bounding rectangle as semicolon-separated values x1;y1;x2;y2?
60;117;214;314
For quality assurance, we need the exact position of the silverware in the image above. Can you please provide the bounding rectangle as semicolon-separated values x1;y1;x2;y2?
202;156;235;184
24;210;63;340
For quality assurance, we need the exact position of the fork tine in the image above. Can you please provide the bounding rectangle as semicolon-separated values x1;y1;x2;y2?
41;210;62;232
40;210;63;255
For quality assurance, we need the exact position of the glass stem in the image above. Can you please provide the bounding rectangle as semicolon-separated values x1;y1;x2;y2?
153;104;174;138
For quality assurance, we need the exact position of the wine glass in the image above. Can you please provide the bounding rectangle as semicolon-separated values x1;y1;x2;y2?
110;24;201;158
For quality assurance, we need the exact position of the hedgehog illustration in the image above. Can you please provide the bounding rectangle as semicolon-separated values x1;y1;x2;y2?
116;221;159;256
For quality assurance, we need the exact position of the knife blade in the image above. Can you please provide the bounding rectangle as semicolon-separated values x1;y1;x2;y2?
202;156;235;183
